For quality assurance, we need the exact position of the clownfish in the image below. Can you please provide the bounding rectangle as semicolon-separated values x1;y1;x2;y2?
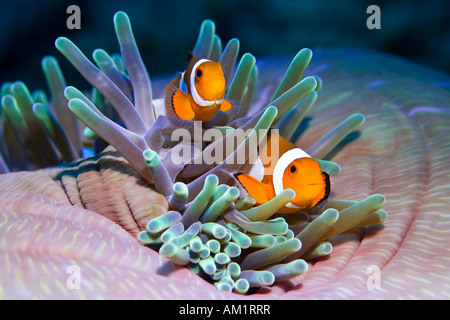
234;131;330;214
164;52;232;123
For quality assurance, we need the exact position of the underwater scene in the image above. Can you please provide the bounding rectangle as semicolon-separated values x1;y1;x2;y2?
0;0;449;302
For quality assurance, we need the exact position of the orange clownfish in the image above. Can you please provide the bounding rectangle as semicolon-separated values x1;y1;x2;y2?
164;53;232;123
234;131;330;214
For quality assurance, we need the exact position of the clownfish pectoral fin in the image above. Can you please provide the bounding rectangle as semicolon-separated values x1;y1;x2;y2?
164;74;182;118
234;172;271;205
164;86;195;122
164;74;195;121
219;99;232;112
172;90;195;121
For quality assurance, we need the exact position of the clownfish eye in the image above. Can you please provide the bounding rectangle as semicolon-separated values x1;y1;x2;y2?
196;68;203;79
288;164;299;178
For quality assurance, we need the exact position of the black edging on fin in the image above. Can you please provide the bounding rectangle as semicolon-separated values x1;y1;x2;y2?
315;172;331;208
233;172;244;185
233;172;249;192
164;73;182;119
187;51;194;64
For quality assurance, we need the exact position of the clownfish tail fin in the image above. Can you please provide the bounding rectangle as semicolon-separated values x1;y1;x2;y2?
234;172;271;205
164;74;195;121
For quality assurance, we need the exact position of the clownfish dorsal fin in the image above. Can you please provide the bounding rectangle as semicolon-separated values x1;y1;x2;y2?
187;51;194;64
164;73;195;121
234;172;274;205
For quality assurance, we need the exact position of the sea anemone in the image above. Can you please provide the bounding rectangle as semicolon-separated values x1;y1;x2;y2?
0;11;387;294
4;10;447;299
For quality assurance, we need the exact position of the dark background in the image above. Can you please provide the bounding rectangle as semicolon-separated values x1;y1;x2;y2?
0;0;449;92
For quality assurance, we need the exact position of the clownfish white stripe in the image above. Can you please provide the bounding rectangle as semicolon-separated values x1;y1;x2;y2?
190;59;212;106
190;58;224;107
179;71;187;91
248;156;265;182
272;148;311;208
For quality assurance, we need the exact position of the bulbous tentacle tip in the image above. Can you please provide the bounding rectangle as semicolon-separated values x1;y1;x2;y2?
146;210;182;233
168;182;189;211
200;186;240;223
313;75;323;91
143;148;157;165
317;159;341;176
349;112;366;126
322;207;340;222
242;188;295;221
264;105;279;118
205;173;219;186
159;242;190;266
40;55;56;69
367;193;386;207
266;259;308;282
240;270;275;287
193;19;216;58
54;36;71;50
92;48;108;64
114;11;134;41
300;47;313;57
67;98;83;113
303;75;318;89
113;10;129;23
173;181;189;197
143;148;173;197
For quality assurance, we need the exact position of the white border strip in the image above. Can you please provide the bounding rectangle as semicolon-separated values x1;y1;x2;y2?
272;148;311;209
